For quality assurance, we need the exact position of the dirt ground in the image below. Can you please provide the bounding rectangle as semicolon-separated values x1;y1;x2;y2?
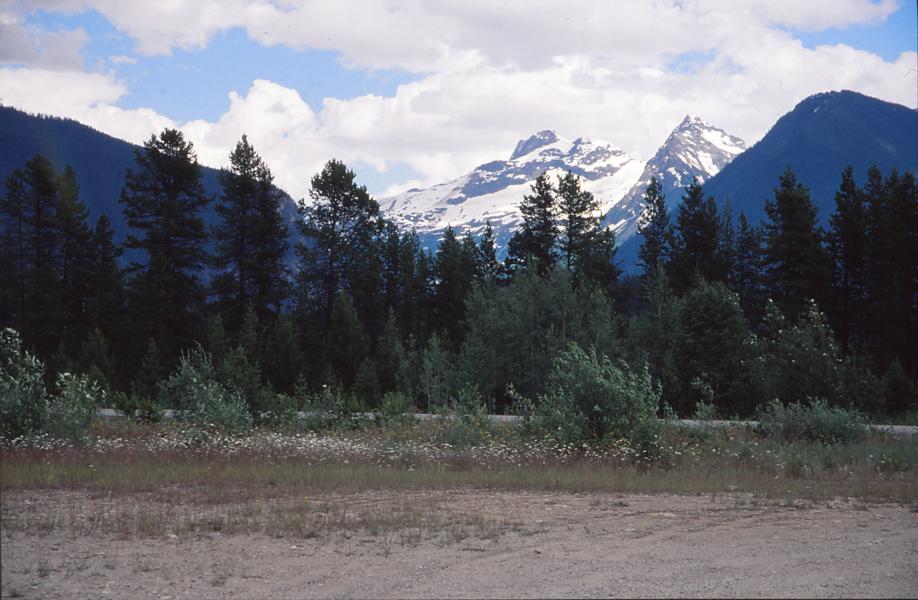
2;490;916;599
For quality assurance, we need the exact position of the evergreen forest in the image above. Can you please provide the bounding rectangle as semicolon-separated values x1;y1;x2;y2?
2;129;916;431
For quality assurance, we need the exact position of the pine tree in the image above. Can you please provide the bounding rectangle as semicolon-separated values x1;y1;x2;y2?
0;167;29;335
79;327;116;390
296;159;381;331
827;166;868;353
55;165;94;352
133;338;162;400
476;221;501;284
864;167;918;373
9;156;63;357
671;178;721;291
211;136;289;328
729;212;765;320
120;129;211;363
762;168;830;320
375;311;405;394
324;293;369;388
85;214;125;347
554;170;618;287
637;176;673;279
262;312;302;394
507;172;557;275
433;226;476;344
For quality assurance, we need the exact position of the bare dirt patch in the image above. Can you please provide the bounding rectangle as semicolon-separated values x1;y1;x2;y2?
2;489;916;599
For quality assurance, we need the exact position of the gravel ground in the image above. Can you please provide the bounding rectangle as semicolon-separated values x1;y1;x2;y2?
2;490;917;599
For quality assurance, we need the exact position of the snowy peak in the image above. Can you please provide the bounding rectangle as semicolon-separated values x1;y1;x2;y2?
510;129;561;160
601;116;746;238
380;117;746;259
381;129;644;251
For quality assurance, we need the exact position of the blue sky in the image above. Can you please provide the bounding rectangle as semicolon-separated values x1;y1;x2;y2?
2;1;916;198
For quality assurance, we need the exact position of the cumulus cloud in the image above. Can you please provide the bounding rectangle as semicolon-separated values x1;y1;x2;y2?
0;17;87;70
1;0;915;199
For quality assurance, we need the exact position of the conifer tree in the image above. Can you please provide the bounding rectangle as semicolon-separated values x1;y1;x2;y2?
556;170;596;272
324;293;369;388
671;179;721;291
433;226;475;344
637;176;673;279
729;212;765;320
296;160;381;331
211;135;289;328
0;156;63;356
476;221;501;284
762;168;830;319
85;214;125;346
827;166;868;352
120;129;211;363
55;165;94;351
262;312;302;394
507;172;557;274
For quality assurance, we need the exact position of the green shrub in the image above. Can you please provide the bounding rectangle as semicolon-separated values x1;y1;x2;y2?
378;391;415;427
110;391;161;422
159;346;252;432
0;329;48;438
757;399;867;444
301;386;369;431
259;393;300;432
44;373;103;442
532;343;661;450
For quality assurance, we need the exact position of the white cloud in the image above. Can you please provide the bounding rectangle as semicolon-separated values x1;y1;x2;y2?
0;17;87;70
108;54;137;65
1;1;915;199
0;67;174;143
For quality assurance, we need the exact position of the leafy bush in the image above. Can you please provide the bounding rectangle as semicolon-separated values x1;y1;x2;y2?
259;393;301;432
0;329;49;438
378;391;415;427
757;399;868;444
159;346;252;432
44;373;103;442
301;386;369;431
532;343;661;449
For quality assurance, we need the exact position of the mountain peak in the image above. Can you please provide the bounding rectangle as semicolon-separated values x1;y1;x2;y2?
510;129;562;160
678;114;706;128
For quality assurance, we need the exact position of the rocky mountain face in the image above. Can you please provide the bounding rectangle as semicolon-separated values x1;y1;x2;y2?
603;115;746;241
380;116;745;255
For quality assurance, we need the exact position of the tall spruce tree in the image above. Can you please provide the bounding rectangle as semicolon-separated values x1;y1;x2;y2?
120;129;211;363
637;176;673;279
507;172;558;275
671;179;722;291
476;222;501;284
557;171;595;272
0;156;63;356
211;135;289;328
729;212;765;321
433;226;476;345
85;214;125;349
827;166;868;353
762;168;830;319
55;165;94;352
296;160;381;331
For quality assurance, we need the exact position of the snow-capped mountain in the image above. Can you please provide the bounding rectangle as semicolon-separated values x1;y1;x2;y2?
381;130;644;251
603;115;746;241
379;116;745;255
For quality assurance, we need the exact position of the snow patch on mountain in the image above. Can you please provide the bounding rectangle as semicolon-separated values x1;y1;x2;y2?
380;116;745;254
603;116;746;243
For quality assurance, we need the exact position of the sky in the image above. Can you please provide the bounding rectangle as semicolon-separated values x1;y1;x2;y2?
1;1;916;200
